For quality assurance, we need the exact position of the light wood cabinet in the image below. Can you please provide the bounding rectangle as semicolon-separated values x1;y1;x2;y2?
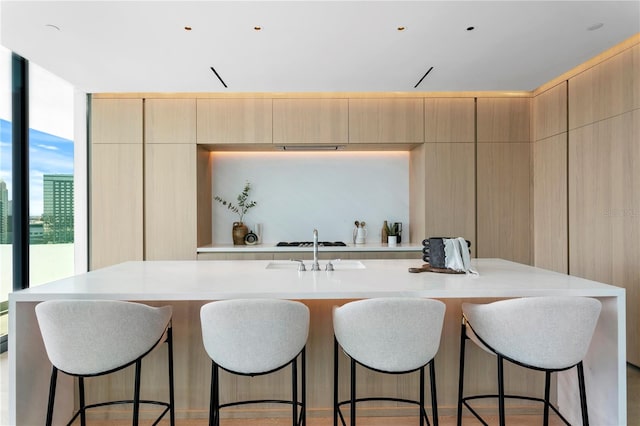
423;143;476;249
477;142;531;264
145;144;198;260
197;98;272;144
90;144;143;270
477;98;530;143
349;98;424;143
145;99;196;144
424;98;475;143
90;98;143;144
569;109;640;364
569;44;640;130
533;82;567;141
533;134;568;273
273;98;348;144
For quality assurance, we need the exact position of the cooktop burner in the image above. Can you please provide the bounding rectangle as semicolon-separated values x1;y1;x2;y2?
276;241;347;247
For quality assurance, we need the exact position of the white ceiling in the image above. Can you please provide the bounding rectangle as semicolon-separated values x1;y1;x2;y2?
1;1;639;93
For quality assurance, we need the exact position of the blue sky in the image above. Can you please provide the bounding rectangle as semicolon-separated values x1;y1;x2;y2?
0;118;74;216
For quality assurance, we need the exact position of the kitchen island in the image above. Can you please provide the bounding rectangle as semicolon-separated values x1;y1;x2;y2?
9;258;626;425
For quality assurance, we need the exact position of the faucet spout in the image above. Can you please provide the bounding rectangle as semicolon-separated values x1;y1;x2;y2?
312;229;321;271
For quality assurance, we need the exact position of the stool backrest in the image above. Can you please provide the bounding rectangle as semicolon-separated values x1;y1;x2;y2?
200;299;310;374
463;296;602;369
333;297;446;372
35;300;172;375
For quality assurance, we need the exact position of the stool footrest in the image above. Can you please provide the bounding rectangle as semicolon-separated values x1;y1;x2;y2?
460;394;571;426
67;399;171;426
336;397;431;426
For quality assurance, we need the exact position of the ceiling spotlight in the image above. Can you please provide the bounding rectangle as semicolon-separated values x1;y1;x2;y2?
397;26;406;31
184;26;192;31
254;26;262;31
45;24;60;31
587;23;604;31
466;26;475;31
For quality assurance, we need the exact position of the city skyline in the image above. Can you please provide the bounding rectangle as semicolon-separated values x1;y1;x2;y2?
0;118;74;216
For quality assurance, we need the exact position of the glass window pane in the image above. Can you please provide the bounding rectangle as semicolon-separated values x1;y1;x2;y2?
28;63;74;287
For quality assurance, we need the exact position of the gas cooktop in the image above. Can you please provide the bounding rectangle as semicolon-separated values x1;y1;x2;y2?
276;241;347;247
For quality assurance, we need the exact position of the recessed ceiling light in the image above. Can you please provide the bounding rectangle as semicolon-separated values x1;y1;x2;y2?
397;26;406;31
45;24;60;31
254;26;262;31
587;23;604;31
466;26;475;31
184;26;192;31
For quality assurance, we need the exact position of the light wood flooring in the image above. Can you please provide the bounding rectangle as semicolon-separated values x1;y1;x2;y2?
2;352;639;425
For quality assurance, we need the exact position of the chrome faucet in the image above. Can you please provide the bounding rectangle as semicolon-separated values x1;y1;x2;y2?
311;229;321;271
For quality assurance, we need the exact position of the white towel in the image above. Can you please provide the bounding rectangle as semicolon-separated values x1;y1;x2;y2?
444;237;478;275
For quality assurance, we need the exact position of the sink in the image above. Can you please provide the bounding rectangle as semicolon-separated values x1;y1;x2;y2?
265;260;366;270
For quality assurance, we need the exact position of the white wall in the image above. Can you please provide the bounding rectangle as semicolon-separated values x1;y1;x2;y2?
211;151;410;244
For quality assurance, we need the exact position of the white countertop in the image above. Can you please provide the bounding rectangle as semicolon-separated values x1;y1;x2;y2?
197;242;422;253
11;258;623;302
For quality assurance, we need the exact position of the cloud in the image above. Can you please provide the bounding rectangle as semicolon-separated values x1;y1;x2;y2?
36;144;60;151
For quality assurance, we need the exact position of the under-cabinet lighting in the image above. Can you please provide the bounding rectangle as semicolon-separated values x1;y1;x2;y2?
277;145;345;151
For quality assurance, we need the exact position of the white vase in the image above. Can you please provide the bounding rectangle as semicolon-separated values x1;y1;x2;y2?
387;235;397;247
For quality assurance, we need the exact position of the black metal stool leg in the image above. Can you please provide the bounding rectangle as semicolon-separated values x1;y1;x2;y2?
79;376;86;426
577;362;590;426
334;337;339;426
420;366;425;426
456;322;467;426
45;367;58;426
497;355;505;426
292;357;298;426
301;347;307;426
544;371;551;426
430;360;439;426
133;359;142;426
350;357;356;426
167;327;175;426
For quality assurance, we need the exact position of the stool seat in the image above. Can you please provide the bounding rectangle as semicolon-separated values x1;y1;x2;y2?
333;297;446;426
457;296;601;426
36;299;175;426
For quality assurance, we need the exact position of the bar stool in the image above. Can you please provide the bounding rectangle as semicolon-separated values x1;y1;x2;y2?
333;297;446;426
200;298;309;426
35;299;175;426
457;296;602;426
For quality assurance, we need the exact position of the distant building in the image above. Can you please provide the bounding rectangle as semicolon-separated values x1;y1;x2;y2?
43;174;74;243
0;180;8;244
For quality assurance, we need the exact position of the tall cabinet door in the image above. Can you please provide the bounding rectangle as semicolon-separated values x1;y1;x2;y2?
476;98;531;264
90;98;144;270
144;99;198;260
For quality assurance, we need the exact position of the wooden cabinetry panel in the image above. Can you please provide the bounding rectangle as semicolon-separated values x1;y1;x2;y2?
423;143;476;250
424;98;475;143
273;98;348;144
90;98;143;144
533;133;567;273
569;110;640;364
477;98;530;143
145;144;198;260
197;98;272;144
569;44;640;130
349;98;424;143
477;142;531;264
90;144;143;270
145;98;196;144
533;82;567;141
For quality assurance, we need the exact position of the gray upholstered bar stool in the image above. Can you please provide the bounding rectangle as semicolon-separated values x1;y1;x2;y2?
457;296;602;426
35;299;175;426
200;298;310;426
333;297;446;426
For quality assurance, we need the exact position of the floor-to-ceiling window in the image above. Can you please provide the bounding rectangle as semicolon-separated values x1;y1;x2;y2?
0;46;12;351
0;48;77;353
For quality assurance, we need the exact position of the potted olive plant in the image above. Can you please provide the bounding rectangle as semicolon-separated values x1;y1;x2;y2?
214;182;257;245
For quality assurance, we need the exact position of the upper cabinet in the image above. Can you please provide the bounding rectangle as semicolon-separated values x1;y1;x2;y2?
569;44;640;130
477;98;530;143
146;99;196;144
197;98;273;144
349;98;424;143
91;98;143;144
273;98;348;144
424;98;475;143
533;82;567;141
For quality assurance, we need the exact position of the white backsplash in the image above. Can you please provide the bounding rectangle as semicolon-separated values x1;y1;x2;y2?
211;151;410;245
